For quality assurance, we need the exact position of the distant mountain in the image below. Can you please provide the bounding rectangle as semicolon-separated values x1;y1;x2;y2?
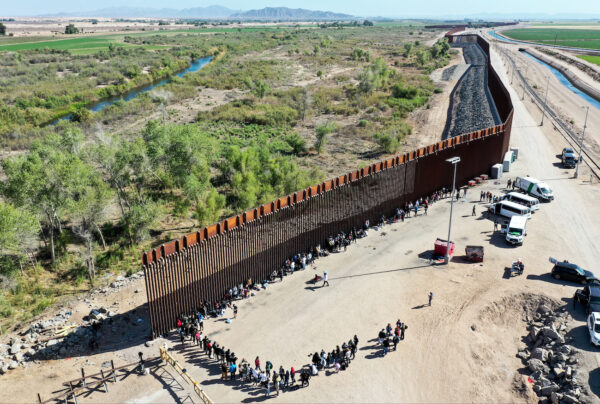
231;7;355;21
43;6;239;18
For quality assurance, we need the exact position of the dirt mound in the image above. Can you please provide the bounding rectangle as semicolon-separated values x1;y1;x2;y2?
479;292;562;326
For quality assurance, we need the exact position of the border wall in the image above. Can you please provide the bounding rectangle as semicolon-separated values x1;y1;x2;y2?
142;34;514;337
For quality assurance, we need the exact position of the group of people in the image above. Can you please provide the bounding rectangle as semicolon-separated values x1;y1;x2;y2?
377;320;408;356
480;190;501;204
309;335;359;375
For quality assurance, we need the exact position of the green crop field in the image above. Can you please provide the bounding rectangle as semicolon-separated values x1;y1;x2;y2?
579;54;600;67
0;27;277;53
503;28;600;50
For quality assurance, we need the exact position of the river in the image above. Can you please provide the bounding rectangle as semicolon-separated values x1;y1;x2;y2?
53;56;213;124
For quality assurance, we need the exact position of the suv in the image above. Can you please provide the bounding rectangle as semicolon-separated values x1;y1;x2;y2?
587;312;600;347
561;147;577;168
575;285;600;314
551;260;595;284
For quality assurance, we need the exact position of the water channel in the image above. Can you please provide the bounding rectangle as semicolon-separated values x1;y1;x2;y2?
521;52;600;110
53;56;213;124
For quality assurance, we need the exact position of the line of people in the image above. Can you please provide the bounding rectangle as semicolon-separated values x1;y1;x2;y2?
377;320;408;356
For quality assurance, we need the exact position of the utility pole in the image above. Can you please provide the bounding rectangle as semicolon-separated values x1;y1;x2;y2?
521;65;529;100
444;157;460;265
541;75;550;126
574;106;589;179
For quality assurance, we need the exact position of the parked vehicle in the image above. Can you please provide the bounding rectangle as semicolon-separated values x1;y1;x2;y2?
465;245;484;262
505;215;528;245
587;312;600;346
549;257;596;284
575;285;600;314
510;259;525;276
514;176;554;201
502;192;540;212
562;147;577;168
489;200;532;219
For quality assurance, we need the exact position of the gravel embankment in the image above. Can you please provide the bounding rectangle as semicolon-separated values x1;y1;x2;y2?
444;43;501;139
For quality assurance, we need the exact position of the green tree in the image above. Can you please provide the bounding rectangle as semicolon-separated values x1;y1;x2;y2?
317;70;323;79
70;106;92;123
0;23;6;36
252;80;270;99
403;43;413;57
195;188;225;226
363;20;374;26
0;202;39;276
2;131;88;265
64;24;79;34
314;122;338;154
416;50;429;66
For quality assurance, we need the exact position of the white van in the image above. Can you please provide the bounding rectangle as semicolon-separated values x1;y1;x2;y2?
505;215;528;245
489;200;532;219
514;176;554;202
503;192;540;212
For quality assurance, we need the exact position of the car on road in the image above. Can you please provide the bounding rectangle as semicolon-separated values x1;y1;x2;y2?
587;312;600;347
575;285;600;314
550;259;595;284
561;147;577;168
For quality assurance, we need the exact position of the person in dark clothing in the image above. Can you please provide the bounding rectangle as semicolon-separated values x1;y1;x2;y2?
382;338;390;356
393;334;399;351
401;323;407;340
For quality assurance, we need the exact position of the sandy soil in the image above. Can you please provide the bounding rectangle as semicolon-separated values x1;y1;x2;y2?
3;44;600;403
1;18;319;38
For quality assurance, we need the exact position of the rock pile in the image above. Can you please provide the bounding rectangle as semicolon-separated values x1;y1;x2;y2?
91;271;144;295
517;304;589;403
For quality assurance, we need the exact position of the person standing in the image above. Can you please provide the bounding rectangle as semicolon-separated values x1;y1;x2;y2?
392;334;399;351
233;304;238;319
428;291;433;306
255;356;261;370
264;379;271;398
382;338;390;356
401;323;407;340
290;366;296;386
472;205;476;216
322;271;329;287
273;372;280;396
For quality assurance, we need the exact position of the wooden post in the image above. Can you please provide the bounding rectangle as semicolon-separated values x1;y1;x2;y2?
100;370;108;393
111;360;117;382
81;368;86;387
72;392;78;404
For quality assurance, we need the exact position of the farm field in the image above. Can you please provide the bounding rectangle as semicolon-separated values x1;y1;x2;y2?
578;54;600;67
503;28;600;49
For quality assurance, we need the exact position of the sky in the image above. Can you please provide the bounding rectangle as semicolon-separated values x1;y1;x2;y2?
3;0;600;18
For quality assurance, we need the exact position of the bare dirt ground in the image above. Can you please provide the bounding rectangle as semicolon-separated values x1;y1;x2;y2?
0;18;317;37
0;18;199;37
3;41;600;403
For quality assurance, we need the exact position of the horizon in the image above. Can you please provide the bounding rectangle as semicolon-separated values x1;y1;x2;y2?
2;0;600;19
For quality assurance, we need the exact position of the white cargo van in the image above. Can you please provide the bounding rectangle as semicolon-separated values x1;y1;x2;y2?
514;176;554;201
503;192;540;212
489;200;532;219
505;215;528;245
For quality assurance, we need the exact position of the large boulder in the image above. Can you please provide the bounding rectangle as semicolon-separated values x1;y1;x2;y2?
563;395;579;404
550;391;562;404
531;348;548;362
528;358;548;373
540;383;560;396
541;326;565;344
9;344;21;355
538;304;551;315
